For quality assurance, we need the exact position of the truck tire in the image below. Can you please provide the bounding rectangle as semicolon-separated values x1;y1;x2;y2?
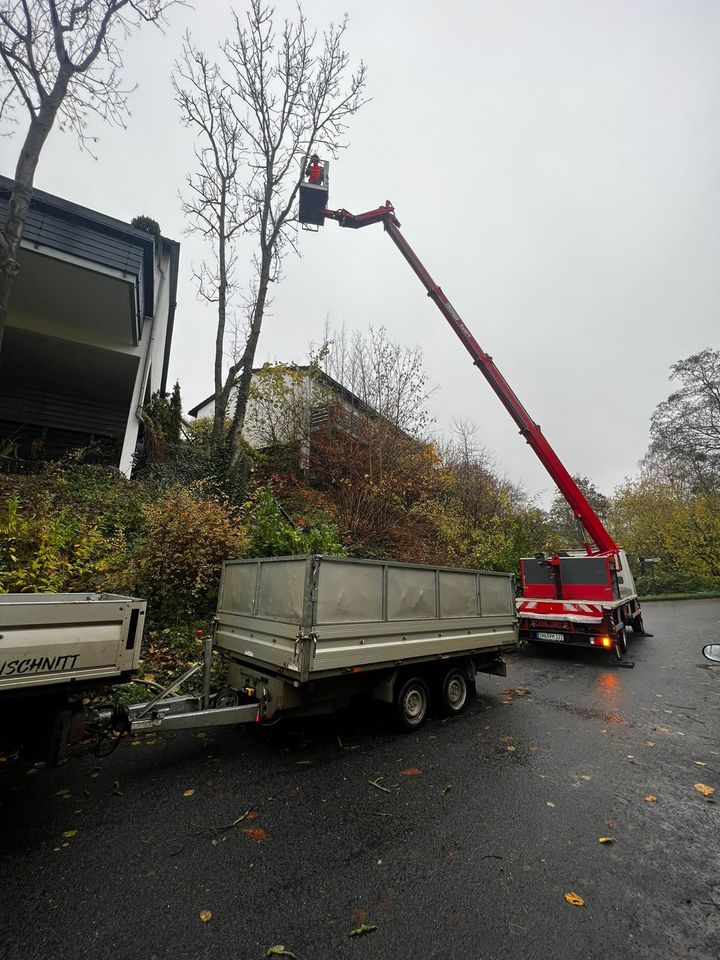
615;627;628;657
440;668;469;716
394;676;430;732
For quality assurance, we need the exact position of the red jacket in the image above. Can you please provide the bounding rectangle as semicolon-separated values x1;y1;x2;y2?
307;163;323;184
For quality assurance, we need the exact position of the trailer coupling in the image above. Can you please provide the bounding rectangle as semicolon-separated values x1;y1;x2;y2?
88;640;260;746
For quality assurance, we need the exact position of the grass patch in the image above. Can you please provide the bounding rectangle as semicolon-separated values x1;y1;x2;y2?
640;592;720;602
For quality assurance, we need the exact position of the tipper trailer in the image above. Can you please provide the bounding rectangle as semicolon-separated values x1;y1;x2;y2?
0;556;517;762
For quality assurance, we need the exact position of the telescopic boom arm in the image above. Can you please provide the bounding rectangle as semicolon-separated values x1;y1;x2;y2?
323;202;618;556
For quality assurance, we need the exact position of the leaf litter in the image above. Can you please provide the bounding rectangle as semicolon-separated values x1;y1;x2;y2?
694;783;715;797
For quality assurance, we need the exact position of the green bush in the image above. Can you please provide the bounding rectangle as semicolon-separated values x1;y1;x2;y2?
114;483;249;623
0;494;125;593
247;486;345;557
635;569;714;597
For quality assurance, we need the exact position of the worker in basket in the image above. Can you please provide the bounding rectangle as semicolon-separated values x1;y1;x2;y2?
305;154;324;185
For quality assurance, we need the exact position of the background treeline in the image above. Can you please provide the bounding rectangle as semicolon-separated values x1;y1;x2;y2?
1;334;718;638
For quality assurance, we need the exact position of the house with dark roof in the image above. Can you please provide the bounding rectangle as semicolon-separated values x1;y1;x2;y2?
188;365;392;439
188;363;418;477
0;176;180;475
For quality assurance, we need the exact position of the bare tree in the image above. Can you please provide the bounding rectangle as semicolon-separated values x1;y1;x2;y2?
642;348;720;495
173;34;246;448
0;0;178;354
320;323;434;477
175;1;367;467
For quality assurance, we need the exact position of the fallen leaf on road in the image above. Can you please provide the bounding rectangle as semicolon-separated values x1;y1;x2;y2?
598;837;615;844
352;907;368;923
564;892;585;907
644;795;657;803
62;830;77;838
506;746;516;753
441;785;452;797
645;741;655;748
694;783;715;797
349;924;377;938
243;827;268;842
580;775;591;781
131;740;141;747
199;910;212;922
500;736;513;743
694;761;706;767
196;732;208;740
183;789;195;798
546;802;555;808
400;768;422;776
266;947;296;958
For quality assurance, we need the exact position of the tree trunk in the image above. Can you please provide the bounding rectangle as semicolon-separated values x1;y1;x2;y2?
0;79;69;356
228;256;271;465
211;190;229;448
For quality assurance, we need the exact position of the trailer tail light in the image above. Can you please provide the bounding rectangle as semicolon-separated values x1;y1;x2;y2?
591;636;613;648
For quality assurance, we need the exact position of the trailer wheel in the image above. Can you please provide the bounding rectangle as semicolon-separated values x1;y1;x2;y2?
394;676;430;731
440;668;469;716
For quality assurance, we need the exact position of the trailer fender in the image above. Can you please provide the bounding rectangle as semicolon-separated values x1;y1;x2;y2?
372;669;399;704
474;655;507;678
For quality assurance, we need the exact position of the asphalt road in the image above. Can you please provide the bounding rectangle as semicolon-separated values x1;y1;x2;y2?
1;599;719;960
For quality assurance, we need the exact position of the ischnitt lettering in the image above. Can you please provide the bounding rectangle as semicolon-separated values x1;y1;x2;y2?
0;654;80;677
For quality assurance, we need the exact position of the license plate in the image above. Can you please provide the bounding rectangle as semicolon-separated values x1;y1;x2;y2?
536;631;564;642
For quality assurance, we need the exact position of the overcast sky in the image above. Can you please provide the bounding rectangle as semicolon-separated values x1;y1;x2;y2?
1;0;719;505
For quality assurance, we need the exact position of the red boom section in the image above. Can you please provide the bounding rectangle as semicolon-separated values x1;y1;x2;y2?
323;202;618;556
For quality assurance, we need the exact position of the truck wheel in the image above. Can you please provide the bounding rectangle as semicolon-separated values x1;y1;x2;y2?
440;668;469;716
615;628;628;657
395;676;430;731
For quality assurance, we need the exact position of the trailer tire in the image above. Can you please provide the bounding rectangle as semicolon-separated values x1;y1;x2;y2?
394;676;430;732
440;668;469;716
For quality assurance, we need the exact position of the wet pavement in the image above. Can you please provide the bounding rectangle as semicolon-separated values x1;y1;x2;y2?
1;599;719;960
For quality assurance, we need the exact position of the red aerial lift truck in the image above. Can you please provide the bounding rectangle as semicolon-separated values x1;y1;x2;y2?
299;162;648;660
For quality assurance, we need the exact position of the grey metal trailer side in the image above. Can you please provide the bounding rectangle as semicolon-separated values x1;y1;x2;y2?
120;555;518;735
